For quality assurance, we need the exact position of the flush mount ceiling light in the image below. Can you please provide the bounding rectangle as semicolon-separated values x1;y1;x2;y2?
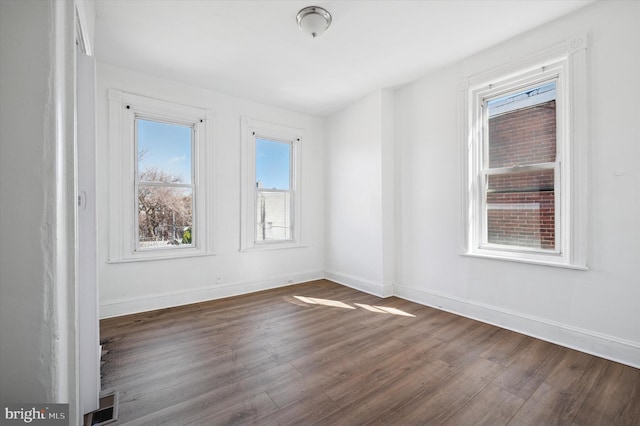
296;6;332;38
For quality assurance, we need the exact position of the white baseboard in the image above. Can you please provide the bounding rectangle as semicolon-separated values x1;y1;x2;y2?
99;269;324;319
395;284;640;369
324;270;394;298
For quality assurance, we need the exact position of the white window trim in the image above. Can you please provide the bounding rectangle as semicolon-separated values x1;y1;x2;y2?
460;35;588;269
240;117;304;251
108;89;215;262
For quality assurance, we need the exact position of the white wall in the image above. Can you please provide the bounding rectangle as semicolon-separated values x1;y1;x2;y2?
394;0;640;367
0;0;79;418
0;0;54;403
97;64;325;317
325;90;395;297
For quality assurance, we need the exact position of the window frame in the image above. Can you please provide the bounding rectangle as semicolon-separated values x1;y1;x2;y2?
240;117;303;251
461;35;588;269
108;90;215;262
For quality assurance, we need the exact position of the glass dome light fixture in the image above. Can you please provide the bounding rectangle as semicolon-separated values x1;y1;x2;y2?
296;6;332;38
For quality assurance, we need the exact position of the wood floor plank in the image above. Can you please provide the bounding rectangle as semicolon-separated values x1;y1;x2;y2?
316;358;457;426
309;335;409;388
377;357;505;425
184;392;279;426
571;360;640;426
99;280;640;426
508;382;584;426
441;383;526;426
491;338;567;399
321;336;451;408
266;338;407;408
507;349;610;425
288;317;404;375
115;362;300;422
102;343;250;391
253;390;341;426
390;308;461;343
429;320;504;368
479;328;532;367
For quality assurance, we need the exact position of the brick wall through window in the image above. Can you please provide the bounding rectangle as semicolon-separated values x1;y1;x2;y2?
487;99;556;249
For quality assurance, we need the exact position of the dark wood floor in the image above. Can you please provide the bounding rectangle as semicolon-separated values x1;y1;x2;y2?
100;279;640;425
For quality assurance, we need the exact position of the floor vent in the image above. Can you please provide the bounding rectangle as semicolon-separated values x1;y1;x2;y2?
83;390;118;426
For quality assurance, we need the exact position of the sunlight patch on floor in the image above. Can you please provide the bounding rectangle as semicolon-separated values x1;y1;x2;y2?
292;296;416;317
354;303;388;313
293;296;356;309
354;303;415;317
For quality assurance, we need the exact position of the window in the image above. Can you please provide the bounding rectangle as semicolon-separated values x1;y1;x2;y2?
463;35;588;268
136;119;194;249
485;81;558;251
255;138;292;242
241;117;303;250
108;90;214;261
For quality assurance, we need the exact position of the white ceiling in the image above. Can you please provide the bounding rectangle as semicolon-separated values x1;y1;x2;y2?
94;0;595;116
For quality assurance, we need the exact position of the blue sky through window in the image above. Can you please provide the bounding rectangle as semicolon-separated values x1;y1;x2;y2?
487;81;556;116
137;119;192;183
256;138;290;190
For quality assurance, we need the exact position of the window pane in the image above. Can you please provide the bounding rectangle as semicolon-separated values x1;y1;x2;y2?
256;138;290;190
487;82;556;168
256;191;291;242
137;119;193;184
138;186;193;248
486;170;555;250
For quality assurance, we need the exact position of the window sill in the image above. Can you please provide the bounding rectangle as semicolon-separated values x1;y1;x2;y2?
461;252;588;270
108;249;215;264
240;242;308;252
